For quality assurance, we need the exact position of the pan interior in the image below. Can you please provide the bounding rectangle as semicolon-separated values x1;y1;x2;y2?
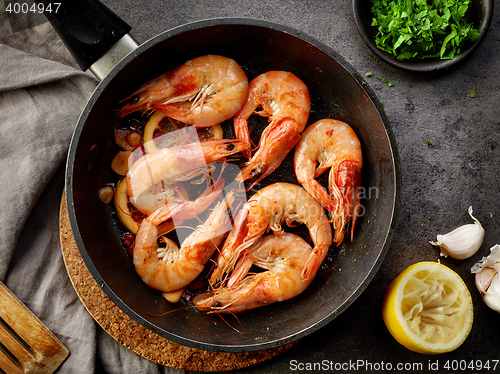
67;20;399;352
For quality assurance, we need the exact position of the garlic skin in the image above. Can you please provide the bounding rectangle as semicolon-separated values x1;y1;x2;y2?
430;206;485;260
471;244;500;313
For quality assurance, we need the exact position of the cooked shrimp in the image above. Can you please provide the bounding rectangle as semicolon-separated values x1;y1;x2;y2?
233;71;311;187
210;182;332;283
193;233;314;313
126;135;246;214
118;55;248;127
133;192;235;293
294;119;362;244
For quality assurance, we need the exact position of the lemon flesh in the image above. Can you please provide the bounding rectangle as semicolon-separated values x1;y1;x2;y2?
382;262;473;354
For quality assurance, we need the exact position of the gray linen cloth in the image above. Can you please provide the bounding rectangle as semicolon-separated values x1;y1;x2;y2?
1;11;183;374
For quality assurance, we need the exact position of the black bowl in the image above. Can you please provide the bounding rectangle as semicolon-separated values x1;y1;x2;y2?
353;0;494;72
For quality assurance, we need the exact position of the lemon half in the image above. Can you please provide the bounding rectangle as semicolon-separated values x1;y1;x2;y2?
382;261;473;354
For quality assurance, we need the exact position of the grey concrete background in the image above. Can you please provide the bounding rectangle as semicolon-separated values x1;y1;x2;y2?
102;1;499;372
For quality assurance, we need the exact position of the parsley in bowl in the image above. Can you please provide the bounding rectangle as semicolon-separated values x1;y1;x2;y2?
371;0;479;60
353;0;494;71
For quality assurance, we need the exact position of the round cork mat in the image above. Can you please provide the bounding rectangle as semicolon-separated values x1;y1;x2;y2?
58;192;295;371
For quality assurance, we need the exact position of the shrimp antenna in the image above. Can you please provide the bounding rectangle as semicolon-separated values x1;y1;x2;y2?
148;304;197;317
213;311;245;335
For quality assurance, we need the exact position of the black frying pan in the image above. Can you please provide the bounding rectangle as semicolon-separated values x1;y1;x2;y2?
45;0;401;352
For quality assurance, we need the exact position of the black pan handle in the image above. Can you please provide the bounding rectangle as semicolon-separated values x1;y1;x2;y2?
36;0;132;71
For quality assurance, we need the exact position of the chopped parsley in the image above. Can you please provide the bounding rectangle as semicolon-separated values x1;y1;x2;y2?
425;139;433;146
469;87;476;98
366;71;373;77
370;0;479;60
377;76;395;86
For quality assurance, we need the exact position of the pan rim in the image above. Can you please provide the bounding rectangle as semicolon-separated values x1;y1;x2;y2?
66;17;402;352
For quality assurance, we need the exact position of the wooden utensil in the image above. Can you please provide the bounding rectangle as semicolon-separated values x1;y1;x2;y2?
0;281;69;374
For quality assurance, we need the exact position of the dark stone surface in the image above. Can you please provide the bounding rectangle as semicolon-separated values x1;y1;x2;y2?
101;1;500;372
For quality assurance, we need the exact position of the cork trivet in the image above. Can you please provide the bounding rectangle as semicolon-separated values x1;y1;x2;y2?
58;192;295;371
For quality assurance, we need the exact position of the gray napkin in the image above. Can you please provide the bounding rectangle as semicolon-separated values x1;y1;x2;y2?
1;11;183;374
0;12;97;278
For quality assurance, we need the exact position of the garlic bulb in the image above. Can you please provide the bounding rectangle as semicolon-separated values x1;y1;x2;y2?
430;206;485;260
471;244;500;313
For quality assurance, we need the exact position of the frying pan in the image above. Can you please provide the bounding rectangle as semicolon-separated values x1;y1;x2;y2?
46;0;401;352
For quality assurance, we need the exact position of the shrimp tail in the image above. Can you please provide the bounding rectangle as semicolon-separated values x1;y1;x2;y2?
147;201;188;226
239;119;301;188
331;159;362;243
300;244;328;280
227;255;253;288
301;179;338;212
328;174;346;245
233;116;253;158
350;198;362;241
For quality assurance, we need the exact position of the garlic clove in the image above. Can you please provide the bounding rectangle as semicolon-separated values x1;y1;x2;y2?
163;288;185;303
471;244;500;313
430;206;485;260
475;267;496;295
483;273;500;312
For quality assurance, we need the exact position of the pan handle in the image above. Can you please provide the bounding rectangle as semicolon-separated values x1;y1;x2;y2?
36;0;138;79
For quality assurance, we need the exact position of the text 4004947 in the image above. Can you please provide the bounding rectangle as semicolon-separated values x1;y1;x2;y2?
5;2;61;14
